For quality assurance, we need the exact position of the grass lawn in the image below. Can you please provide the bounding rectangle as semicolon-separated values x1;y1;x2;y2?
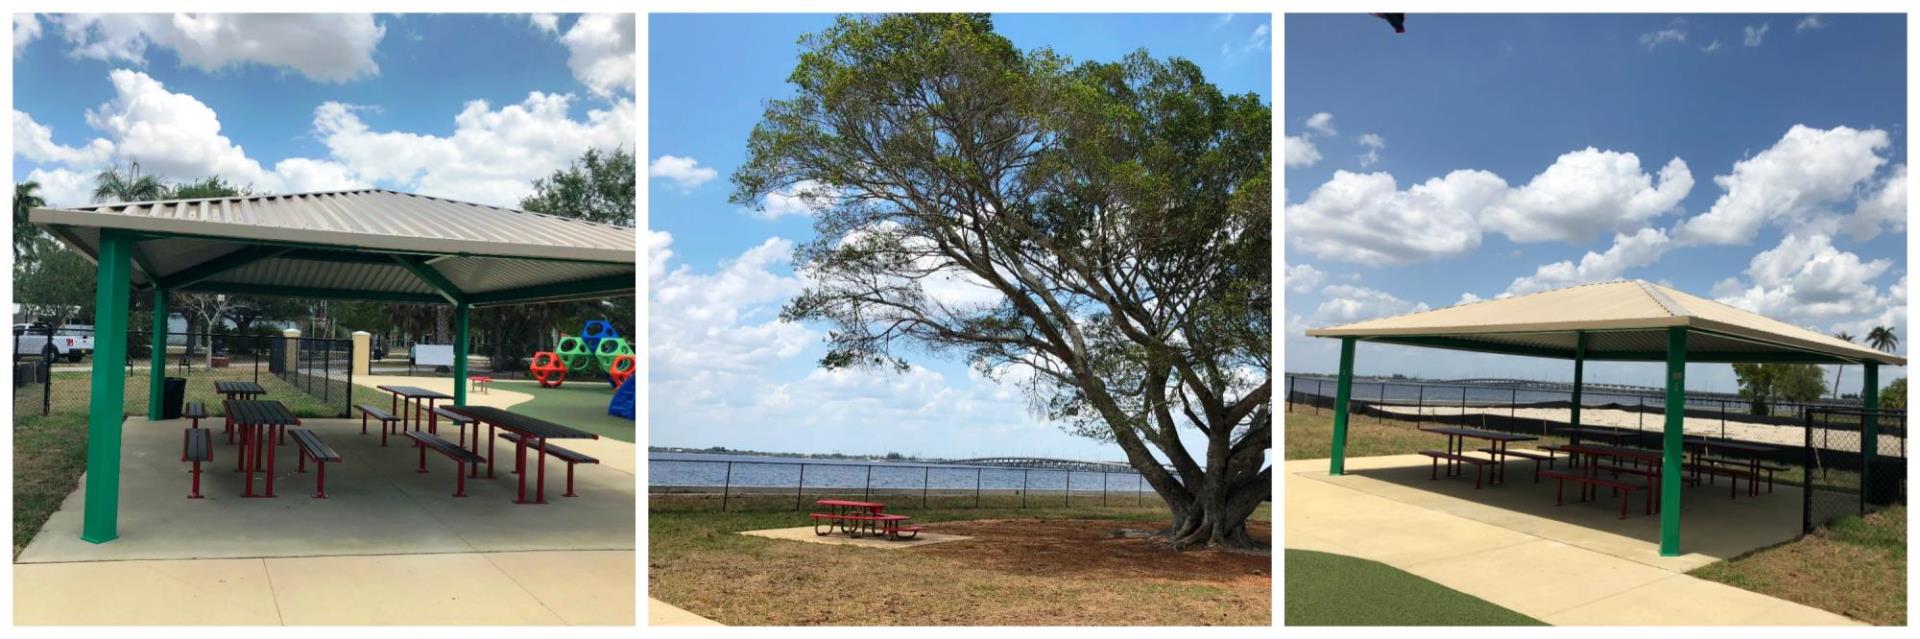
12;413;88;557
490;379;634;442
1285;549;1544;626
1690;506;1906;625
650;504;1271;625
32;369;386;418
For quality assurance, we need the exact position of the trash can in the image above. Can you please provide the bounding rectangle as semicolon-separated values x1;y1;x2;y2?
162;377;187;420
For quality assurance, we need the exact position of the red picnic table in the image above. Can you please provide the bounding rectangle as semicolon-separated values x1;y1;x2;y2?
225;399;301;498
809;499;922;540
375;384;455;434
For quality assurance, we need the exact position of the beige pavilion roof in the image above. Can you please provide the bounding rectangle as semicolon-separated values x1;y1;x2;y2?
1307;280;1903;366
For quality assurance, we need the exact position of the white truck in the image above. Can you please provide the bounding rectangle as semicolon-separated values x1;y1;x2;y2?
12;324;95;362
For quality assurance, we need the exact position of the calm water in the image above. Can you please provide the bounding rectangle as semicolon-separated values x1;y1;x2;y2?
649;452;1148;492
1285;375;1774;410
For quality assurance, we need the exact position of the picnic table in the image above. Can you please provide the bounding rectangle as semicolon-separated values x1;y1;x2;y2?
225;399;301;498
810;499;920;539
438;406;597;504
1420;427;1536;485
1550;443;1668;517
1684;437;1775;496
376;385;455;434
214;381;267;435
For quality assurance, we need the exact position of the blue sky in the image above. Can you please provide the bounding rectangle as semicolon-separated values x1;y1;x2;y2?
14;14;634;207
1285;13;1907;393
648;13;1271;459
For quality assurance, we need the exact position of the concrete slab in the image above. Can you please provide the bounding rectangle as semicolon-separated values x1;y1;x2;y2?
739;525;973;548
483;550;636;625
18;417;634;563
650;598;723;626
14;558;282;625
263;553;565;625
1285;456;1863;625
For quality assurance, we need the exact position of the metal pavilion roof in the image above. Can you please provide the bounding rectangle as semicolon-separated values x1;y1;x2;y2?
1306;279;1904;366
29;188;634;307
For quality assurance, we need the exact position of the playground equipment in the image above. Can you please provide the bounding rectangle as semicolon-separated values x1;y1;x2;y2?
594;338;634;377
608;377;635;420
556;336;594;371
582;320;619;352
607;353;635;388
529;351;568;388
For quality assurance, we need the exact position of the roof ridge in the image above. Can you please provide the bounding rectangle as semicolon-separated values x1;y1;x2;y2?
54;188;636;233
1632;279;1690;319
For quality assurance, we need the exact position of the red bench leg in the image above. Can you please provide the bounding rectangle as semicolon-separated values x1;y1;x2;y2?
1430;456;1438;480
313;461;329;498
189;461;204;499
361;413;368;435
417;440;429;473
1473;464;1482;490
1619;490;1631;519
564;462;577;497
298;450;307;473
454;462;469;497
1554;477;1564;505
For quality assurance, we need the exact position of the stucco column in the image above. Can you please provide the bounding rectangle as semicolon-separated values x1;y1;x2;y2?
282;328;301;372
351;331;371;376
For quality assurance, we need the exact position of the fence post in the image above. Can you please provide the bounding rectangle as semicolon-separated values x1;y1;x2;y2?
864;466;872;501
1285;375;1293;413
1462;385;1468;419
923;466;929;509
975;468;982;508
1639;395;1645;430
1416;385;1424;428
1064;471;1071;507
721;461;733;512
1021;469;1028;508
1102;472;1109;507
342;338;354;418
1510;388;1517;419
1315;379;1323;415
1378;382;1387;423
796;464;806;511
1802;409;1814;533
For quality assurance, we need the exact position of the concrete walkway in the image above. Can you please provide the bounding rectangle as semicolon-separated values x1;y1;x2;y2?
649;598;723;626
17;550;633;625
1286;456;1860;625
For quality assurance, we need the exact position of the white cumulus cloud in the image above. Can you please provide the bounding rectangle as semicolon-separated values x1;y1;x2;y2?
1674;125;1890;245
55;13;385;82
1305;112;1336;136
557;14;635;99
1713;233;1893;326
1744;23;1770;47
648;155;718;191
1287;169;1502;266
1503;228;1671;296
1284;135;1321;168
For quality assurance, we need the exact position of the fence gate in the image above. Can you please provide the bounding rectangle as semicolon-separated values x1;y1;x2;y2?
1803;407;1907;533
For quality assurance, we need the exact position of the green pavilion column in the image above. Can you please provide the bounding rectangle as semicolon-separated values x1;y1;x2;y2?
452;301;471;406
1570;331;1586;438
83;230;134;544
1861;362;1879;507
147;288;169;420
1658;326;1687;556
1329;337;1356;475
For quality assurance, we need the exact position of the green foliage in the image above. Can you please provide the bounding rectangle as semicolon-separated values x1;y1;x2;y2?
91;162;169;204
1867;326;1899;353
1733;363;1829;414
1881;377;1906;411
14;180;45;262
170;175;252;200
518;147;635;227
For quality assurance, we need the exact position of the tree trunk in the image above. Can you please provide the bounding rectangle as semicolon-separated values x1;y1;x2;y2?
1157;467;1270;551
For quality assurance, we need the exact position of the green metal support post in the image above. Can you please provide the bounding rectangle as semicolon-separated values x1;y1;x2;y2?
1861;362;1879;507
83;230;134;544
147;288;168;420
1571;331;1586;436
1658;326;1687;556
1329;337;1356;475
453;301;470;406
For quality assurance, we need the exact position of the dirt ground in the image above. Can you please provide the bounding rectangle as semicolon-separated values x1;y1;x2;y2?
651;515;1271;625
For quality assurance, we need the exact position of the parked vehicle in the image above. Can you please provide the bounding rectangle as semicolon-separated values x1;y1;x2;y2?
13;323;95;362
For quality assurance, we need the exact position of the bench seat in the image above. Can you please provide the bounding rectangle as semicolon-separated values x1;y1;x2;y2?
405;431;485;497
1477;447;1556;482
499;432;599;497
183;401;208;429
183;428;213;499
356;403;403;445
1541;470;1641;518
1419;450;1492;489
288;428;341;498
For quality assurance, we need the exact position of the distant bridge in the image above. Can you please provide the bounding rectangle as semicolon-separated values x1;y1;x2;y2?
944;457;1140;473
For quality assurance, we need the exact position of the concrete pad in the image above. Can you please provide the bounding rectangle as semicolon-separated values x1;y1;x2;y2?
1399;539;1675;620
264;552;565;625
1542;573;1861;626
739;525;973;548
650;598;723;626
18;417;634;563
14;558;282;625
483;551;636;625
1285;455;1862;626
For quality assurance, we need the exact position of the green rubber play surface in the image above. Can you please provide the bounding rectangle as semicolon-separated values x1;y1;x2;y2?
494;379;635;443
1285;549;1544;626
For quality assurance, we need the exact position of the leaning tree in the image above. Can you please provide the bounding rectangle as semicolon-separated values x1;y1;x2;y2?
733;14;1271;549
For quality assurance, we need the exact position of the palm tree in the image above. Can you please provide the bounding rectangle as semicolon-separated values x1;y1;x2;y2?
1831;332;1854;399
92;162;169;204
1868;326;1899;353
14;180;45;262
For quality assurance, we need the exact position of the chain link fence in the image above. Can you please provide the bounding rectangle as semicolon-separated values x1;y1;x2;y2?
1803;407;1908;533
12;325;371;421
650;456;1163;513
